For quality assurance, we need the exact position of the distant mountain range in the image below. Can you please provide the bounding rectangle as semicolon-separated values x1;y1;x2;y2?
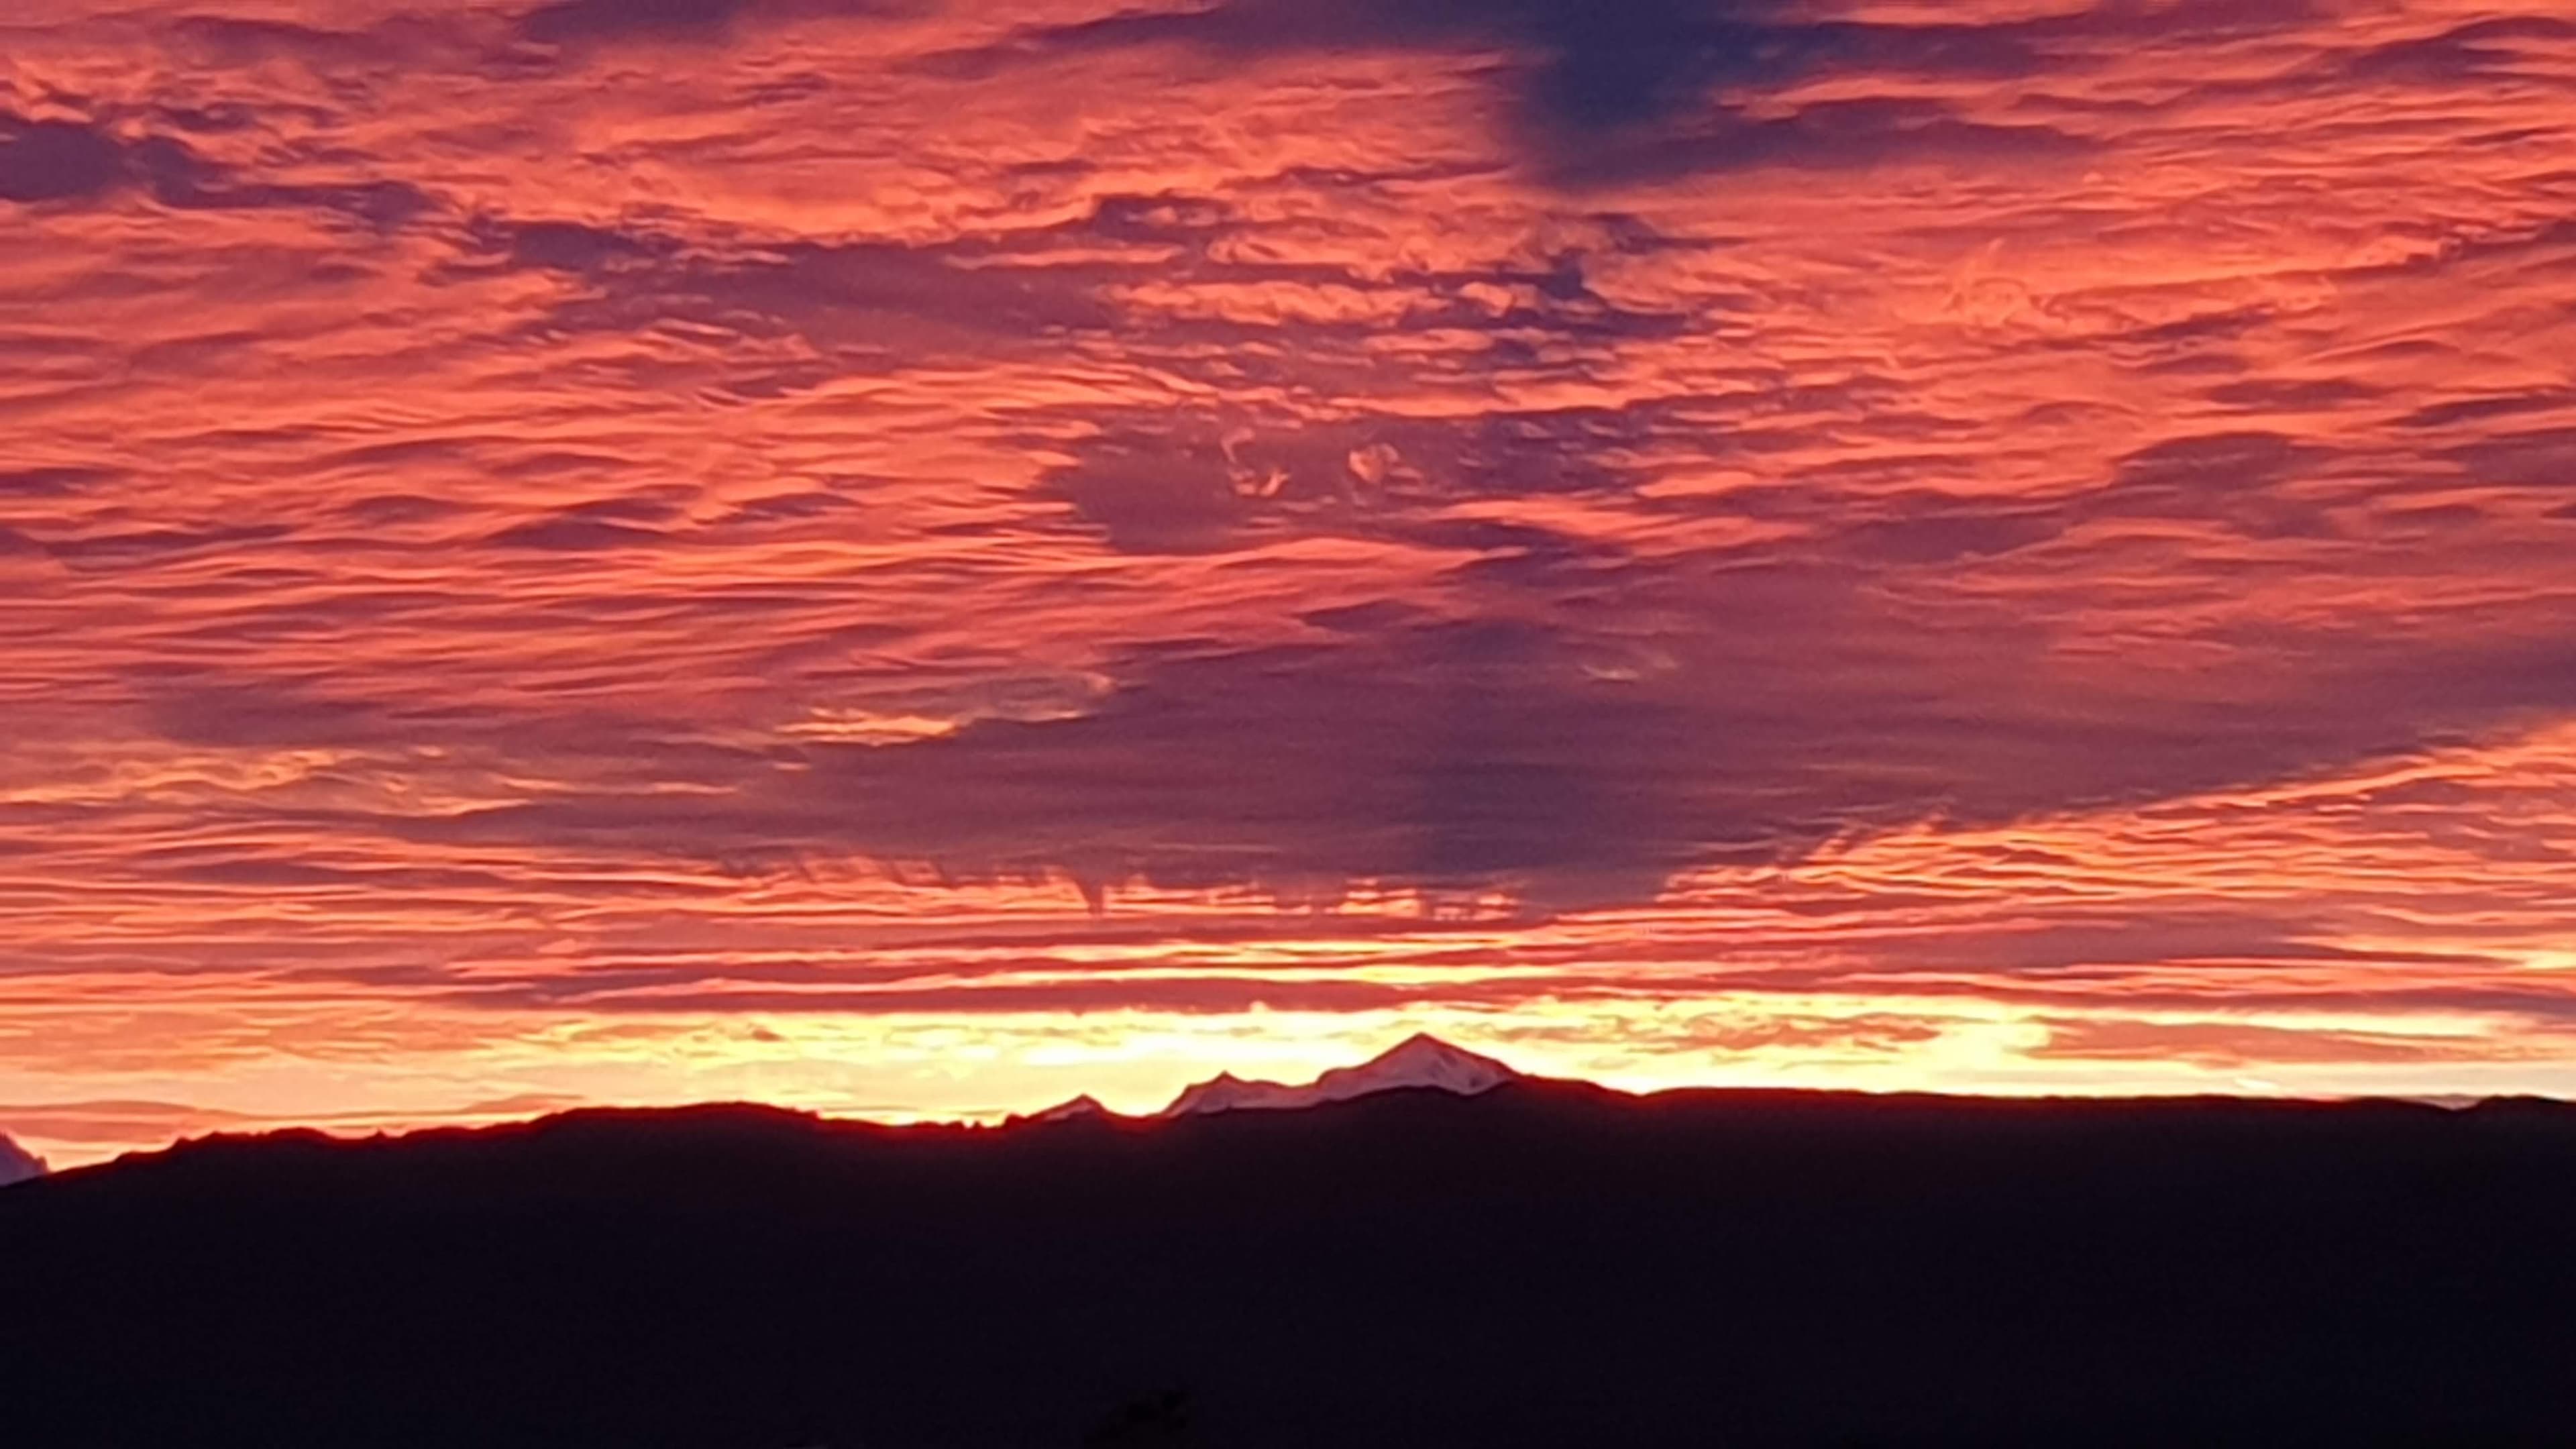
8;1065;2576;1447
1030;1032;1522;1121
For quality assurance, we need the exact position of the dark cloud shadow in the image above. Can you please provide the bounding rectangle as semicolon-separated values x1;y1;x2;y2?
0;110;432;229
517;0;925;46
382;539;2576;918
921;0;2108;183
0;116;130;204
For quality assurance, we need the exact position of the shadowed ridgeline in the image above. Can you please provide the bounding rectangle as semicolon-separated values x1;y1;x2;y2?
5;1081;2575;1447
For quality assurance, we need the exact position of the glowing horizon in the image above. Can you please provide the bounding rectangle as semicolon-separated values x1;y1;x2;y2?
7;0;2576;1170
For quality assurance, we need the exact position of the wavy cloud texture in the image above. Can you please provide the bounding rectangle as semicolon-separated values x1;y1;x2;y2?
3;0;2575;1159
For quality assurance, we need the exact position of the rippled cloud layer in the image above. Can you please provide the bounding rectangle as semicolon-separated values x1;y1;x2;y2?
5;0;2575;1162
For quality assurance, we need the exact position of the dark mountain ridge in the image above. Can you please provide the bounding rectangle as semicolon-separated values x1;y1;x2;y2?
9;1081;2576;1447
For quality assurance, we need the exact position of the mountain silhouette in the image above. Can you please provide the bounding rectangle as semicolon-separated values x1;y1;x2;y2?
7;1081;2576;1447
0;1130;44;1187
1160;1032;1520;1116
1028;1091;1117;1123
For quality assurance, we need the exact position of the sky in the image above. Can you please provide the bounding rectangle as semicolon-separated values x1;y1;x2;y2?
3;0;2575;1167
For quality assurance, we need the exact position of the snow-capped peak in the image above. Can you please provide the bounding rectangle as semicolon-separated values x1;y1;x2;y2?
1159;1034;1522;1118
1310;1033;1519;1099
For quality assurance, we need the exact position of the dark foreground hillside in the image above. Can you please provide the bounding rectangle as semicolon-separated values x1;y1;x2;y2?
7;1083;2576;1448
